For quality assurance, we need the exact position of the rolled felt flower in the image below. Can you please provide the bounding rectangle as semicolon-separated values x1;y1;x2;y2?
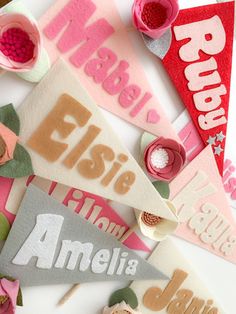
144;137;186;182
132;0;179;39
0;122;18;166
103;301;142;314
0;278;20;314
0;13;41;72
135;200;178;242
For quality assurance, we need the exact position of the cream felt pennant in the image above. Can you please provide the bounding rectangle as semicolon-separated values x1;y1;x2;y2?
17;59;177;222
0;184;167;286
130;238;225;313
169;145;236;264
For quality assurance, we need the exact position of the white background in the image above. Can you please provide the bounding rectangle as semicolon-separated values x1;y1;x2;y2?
0;0;236;313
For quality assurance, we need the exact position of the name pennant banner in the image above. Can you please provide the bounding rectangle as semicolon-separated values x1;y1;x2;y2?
174;109;236;210
17;60;177;222
0;185;166;287
38;0;179;140
4;175;151;252
159;2;234;175
170;145;236;264
130;239;225;313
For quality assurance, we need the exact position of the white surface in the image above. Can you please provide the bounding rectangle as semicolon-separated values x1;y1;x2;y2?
0;0;236;313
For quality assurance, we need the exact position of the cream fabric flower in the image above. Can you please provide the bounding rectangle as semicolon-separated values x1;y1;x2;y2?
135;200;179;241
103;301;142;314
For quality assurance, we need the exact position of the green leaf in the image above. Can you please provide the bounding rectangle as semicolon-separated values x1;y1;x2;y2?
0;273;23;306
153;181;170;199
0;104;20;135
16;288;23;306
0;213;10;240
109;287;138;309
0;143;33;178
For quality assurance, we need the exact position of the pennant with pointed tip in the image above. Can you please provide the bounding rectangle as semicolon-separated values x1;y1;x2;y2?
0;185;167;286
144;2;234;175
170;145;236;264
4;175;151;253
17;59;177;222
130;238;225;313
38;0;180;140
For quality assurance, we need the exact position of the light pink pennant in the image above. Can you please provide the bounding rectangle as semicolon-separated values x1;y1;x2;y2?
38;0;179;140
170;145;236;264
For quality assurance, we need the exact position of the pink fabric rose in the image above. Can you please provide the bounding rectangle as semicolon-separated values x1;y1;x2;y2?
0;122;18;165
0;13;41;72
132;0;179;39
0;278;19;314
144;137;186;181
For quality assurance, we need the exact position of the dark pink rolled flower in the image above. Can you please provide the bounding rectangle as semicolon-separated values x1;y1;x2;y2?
144;137;186;181
132;0;179;39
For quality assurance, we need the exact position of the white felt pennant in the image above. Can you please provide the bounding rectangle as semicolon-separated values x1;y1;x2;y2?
130;239;225;313
17;59;177;222
0;185;167;286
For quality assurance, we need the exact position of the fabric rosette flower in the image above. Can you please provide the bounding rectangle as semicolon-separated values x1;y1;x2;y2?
132;0;179;39
135;200;178;242
0;275;23;314
0;12;41;72
103;301;142;314
0;122;18;165
144;137;186;182
0;104;33;178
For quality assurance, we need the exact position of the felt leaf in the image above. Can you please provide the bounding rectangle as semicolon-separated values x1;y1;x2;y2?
142;29;172;60
0;104;20;135
16;287;23;306
109;287;138;309
152;181;170;199
0;213;10;240
140;132;157;156
0;144;33;178
0;273;23;306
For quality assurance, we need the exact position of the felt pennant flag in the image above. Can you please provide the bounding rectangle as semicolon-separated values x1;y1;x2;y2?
0;184;166;286
144;2;234;175
130;238;225;313
174;109;236;210
217;0;236;39
17;59;177;222
169;145;236;264
38;0;179;141
4;175;151;252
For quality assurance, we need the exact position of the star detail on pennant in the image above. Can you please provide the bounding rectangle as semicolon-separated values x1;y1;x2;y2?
207;136;216;145
214;144;224;156
216;131;226;142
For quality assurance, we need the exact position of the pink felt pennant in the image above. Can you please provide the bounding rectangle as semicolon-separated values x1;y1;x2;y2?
38;0;179;141
170;145;236;264
174;109;236;210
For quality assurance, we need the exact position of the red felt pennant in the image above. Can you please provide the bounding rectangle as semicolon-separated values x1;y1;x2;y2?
162;2;234;176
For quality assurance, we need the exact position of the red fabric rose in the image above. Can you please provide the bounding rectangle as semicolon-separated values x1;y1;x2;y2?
144;137;186;181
